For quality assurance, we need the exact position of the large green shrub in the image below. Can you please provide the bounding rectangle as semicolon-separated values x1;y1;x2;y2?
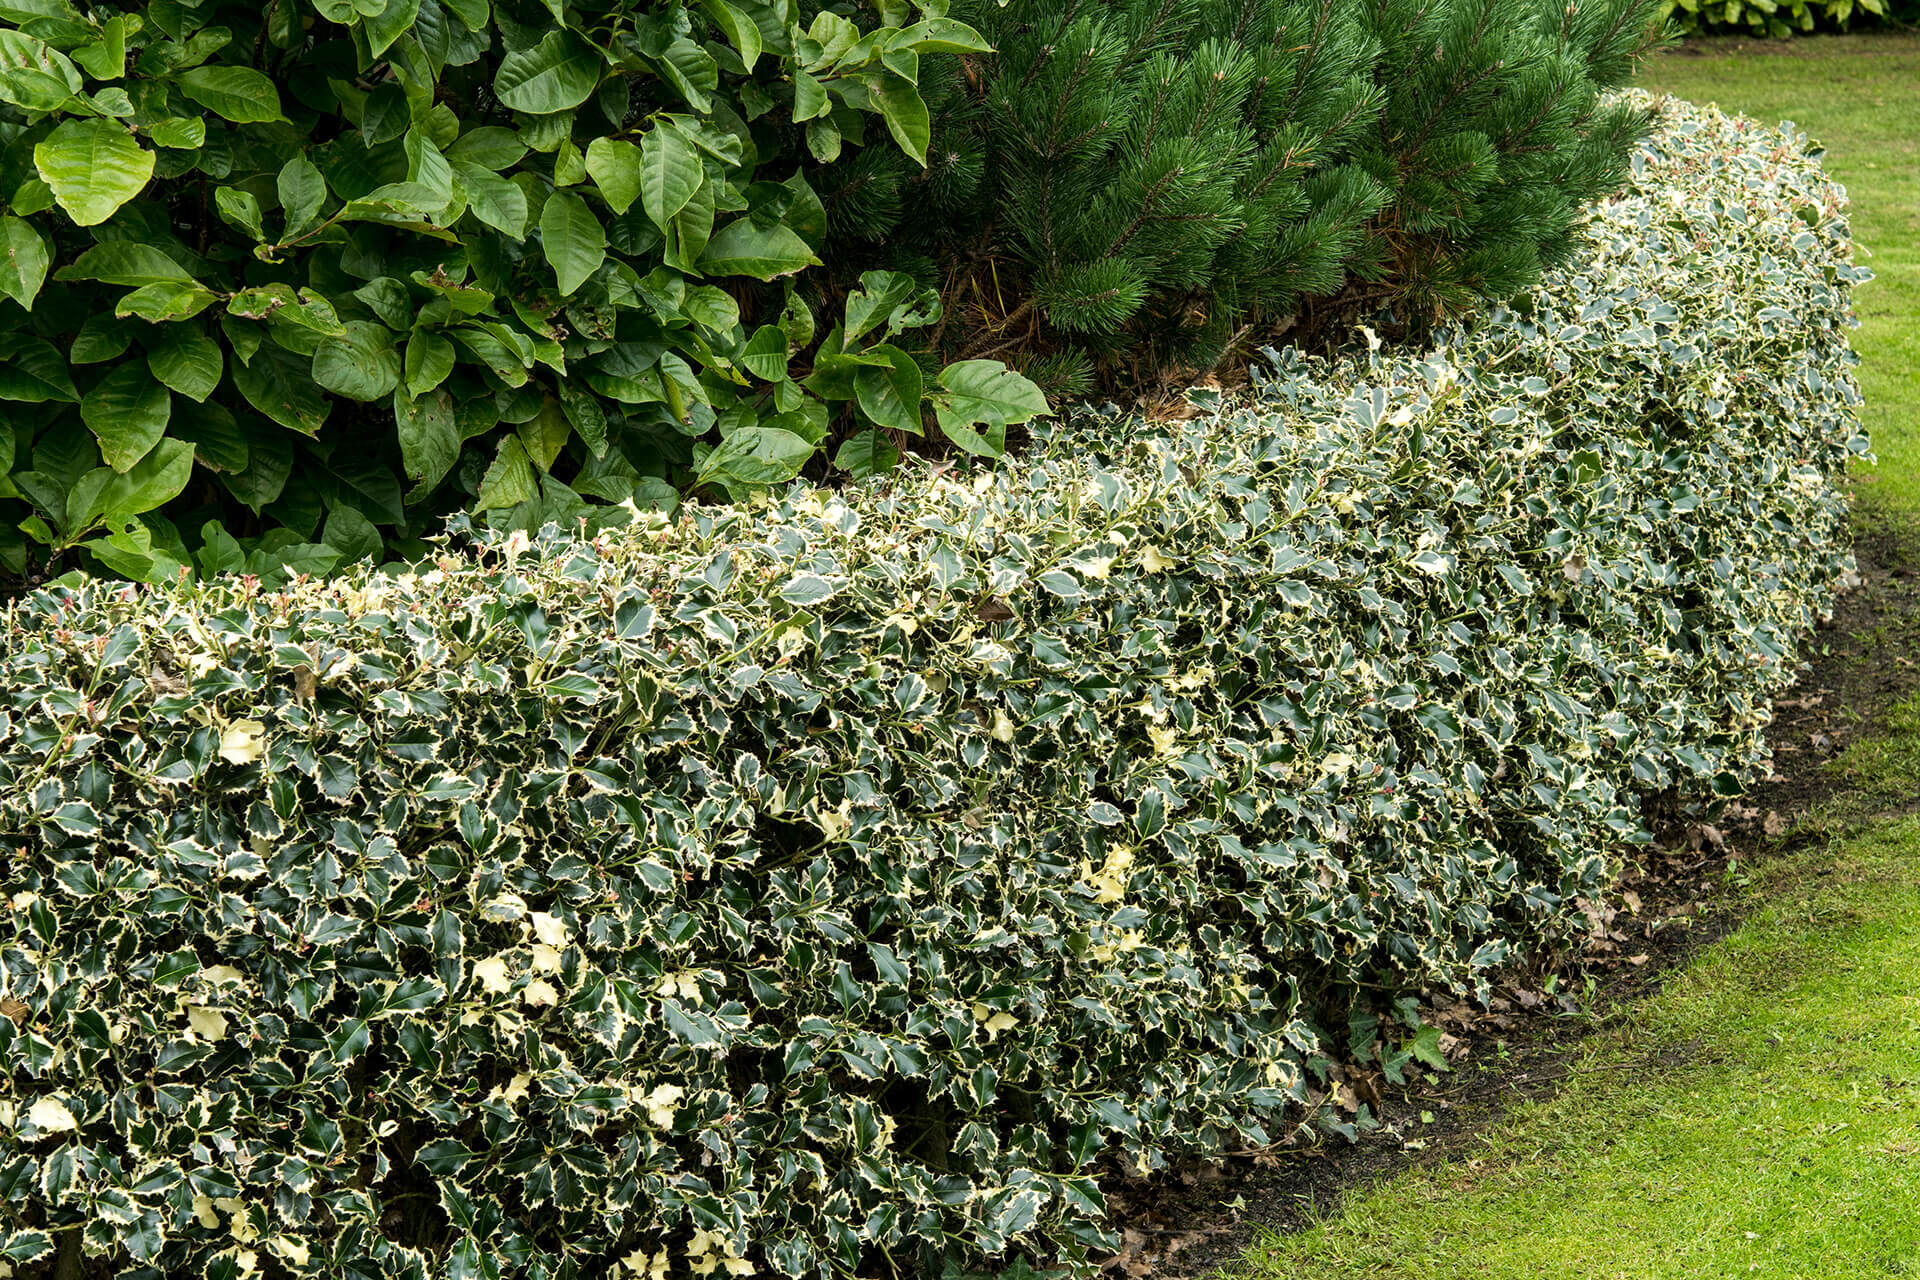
1661;0;1913;36
0;97;1866;1277
827;0;1665;383
0;0;1048;586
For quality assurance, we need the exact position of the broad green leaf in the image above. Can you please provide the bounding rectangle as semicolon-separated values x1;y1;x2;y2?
697;425;814;490
517;398;570;471
232;343;329;434
442;0;488;28
221;425;292;511
33;118;154;226
891;17;994;53
0;216;49;309
452;326;531;387
229;284;346;335
72;316;131;364
214;186;264;240
81;364;171;471
698;218;820;280
147;328;224;402
935;406;1005;458
363;0;422;57
453;162;528;238
1408;1025;1451;1073
82;519;180;581
844;270;924;343
313;322;402;401
553;138;586;187
539;191;605;294
71;13;125;79
779;289;815;349
558;380;607;457
149;117;205;149
937;359;1050;426
854;344;924;434
0;31;80;112
97;436;193;522
278;157;327;237
493;31;601;114
475;434;536;511
404;129;453;204
866;72;930;166
171;403;249;472
584;136;642;216
395;387;458;499
683;285;739;333
835;428;900;479
792;69;830;122
405;330;456;396
447;127;526;171
806;118;841;163
650;36;717;111
175;66;285;123
116;282;219;322
739;325;789;381
0;335;78;402
668;172;716;271
56;243;192;287
323;502;382;563
639;124;702;230
699;0;762;70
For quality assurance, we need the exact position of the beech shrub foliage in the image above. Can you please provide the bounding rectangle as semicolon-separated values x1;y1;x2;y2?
0;0;1047;584
0;99;1868;1278
1661;0;1914;36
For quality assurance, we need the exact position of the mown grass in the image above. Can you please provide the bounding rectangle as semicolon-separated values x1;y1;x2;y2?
1639;33;1920;514
1224;764;1920;1280
1217;39;1920;1279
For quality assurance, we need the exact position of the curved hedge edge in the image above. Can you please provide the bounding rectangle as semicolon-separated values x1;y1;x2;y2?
0;96;1868;1279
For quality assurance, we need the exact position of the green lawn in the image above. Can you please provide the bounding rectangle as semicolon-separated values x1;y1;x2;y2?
1218;38;1920;1280
1224;808;1920;1279
1640;34;1920;513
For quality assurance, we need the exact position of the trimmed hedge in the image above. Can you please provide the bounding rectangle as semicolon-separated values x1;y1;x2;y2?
0;96;1868;1278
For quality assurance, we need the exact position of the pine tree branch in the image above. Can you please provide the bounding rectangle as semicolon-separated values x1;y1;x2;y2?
1405;56;1508;158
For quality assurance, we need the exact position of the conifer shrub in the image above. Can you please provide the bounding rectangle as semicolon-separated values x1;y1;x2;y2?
0;99;1868;1278
0;0;1048;586
830;0;1668;385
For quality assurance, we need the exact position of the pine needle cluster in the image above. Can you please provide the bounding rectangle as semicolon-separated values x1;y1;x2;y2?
816;0;1666;390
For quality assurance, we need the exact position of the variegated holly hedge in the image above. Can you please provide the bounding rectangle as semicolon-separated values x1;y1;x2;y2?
0;96;1869;1279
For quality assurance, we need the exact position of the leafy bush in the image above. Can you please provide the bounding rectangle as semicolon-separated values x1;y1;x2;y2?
1661;0;1913;36
830;0;1665;382
0;0;1047;585
0;97;1867;1277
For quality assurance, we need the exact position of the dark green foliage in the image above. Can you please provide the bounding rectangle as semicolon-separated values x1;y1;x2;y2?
829;0;1665;380
1359;0;1665;316
1663;0;1913;36
0;0;1047;587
